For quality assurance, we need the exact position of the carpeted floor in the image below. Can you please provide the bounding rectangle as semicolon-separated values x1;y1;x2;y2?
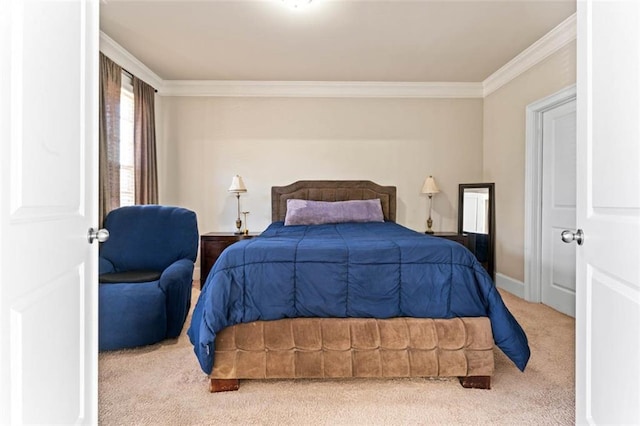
98;286;575;425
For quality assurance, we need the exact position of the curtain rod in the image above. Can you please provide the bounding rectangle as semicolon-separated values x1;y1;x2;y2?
122;67;158;93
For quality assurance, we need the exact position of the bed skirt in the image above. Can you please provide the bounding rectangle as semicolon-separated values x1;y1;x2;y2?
209;316;494;391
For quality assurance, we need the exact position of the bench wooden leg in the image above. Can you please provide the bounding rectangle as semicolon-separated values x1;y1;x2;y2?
209;378;239;393
459;376;491;389
210;377;488;391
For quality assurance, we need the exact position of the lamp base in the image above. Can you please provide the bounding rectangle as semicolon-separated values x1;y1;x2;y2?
425;216;434;234
235;218;242;234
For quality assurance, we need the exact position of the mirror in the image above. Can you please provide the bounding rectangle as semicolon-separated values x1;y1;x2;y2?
458;183;495;280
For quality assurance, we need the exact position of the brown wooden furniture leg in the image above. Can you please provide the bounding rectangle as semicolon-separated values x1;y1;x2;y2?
459;376;491;389
209;378;239;393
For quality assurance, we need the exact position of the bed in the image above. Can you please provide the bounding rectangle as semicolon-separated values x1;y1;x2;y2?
188;180;530;392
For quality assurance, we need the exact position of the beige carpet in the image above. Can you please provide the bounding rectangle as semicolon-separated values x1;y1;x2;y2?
99;286;575;425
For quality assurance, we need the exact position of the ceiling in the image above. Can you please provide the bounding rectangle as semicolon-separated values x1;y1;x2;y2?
100;0;576;83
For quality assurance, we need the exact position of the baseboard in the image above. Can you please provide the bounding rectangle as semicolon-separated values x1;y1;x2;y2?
495;273;525;299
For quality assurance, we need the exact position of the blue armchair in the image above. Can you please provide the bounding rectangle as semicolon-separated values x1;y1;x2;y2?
99;205;199;351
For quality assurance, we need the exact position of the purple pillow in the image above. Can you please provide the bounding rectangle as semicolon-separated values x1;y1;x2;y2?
284;199;385;226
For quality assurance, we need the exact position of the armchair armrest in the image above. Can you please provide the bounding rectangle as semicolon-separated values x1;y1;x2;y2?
158;258;195;338
99;256;116;275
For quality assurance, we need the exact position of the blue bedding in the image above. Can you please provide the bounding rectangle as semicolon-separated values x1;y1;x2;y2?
188;221;530;374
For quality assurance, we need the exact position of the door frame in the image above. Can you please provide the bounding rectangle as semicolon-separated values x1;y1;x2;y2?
524;84;576;303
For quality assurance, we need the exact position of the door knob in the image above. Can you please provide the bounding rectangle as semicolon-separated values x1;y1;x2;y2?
87;228;109;244
561;229;584;245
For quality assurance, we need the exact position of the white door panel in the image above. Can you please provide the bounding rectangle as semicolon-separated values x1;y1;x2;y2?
576;0;640;423
0;0;99;424
541;100;577;317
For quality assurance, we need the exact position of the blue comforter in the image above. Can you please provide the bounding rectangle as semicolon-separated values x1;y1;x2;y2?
188;221;530;374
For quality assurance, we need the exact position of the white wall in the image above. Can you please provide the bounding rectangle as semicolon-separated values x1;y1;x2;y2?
156;96;484;237
154;41;576;286
483;40;577;282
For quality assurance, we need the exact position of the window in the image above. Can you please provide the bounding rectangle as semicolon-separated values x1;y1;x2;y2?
100;54;158;224
119;72;135;206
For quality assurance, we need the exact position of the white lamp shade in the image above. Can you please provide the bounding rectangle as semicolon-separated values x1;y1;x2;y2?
421;176;440;195
228;175;247;193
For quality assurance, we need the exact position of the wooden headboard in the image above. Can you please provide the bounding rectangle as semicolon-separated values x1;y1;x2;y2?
271;180;397;222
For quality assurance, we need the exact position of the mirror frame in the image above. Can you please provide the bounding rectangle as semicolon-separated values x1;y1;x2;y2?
458;183;495;280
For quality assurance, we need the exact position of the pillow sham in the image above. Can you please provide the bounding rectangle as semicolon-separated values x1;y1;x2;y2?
284;199;385;226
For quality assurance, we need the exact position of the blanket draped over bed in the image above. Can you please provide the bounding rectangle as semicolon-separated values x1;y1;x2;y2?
188;221;530;375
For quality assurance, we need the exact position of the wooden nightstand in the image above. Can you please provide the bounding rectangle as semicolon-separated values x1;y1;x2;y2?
431;232;471;250
432;232;491;277
200;232;257;288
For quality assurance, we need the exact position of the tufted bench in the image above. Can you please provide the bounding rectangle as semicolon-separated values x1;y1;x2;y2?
209;316;494;391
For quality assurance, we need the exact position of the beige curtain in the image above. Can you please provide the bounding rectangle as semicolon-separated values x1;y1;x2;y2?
99;53;122;226
133;77;158;205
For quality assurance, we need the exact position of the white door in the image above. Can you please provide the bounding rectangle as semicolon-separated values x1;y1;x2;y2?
541;100;577;317
576;0;640;423
0;0;99;424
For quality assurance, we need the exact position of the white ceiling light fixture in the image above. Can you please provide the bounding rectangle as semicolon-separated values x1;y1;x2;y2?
281;0;313;10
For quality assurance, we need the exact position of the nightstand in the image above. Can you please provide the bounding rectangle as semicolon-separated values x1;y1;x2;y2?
200;232;257;288
431;232;471;250
432;232;490;276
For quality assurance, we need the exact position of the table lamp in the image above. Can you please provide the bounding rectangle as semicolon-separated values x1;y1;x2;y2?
421;175;440;234
228;175;247;234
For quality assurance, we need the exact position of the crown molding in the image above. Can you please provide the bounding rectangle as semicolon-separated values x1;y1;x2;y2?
99;31;164;91
483;13;576;97
100;11;575;100
159;80;483;98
